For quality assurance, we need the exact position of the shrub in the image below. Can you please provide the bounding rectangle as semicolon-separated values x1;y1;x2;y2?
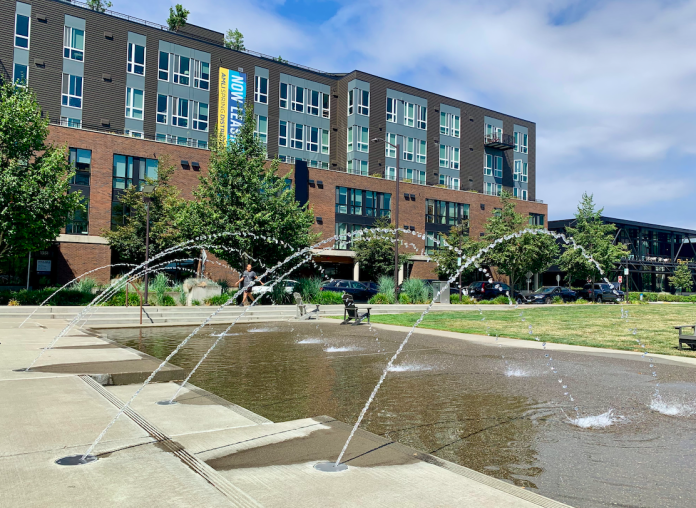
8;299;20;306
377;276;396;304
149;273;171;306
369;293;392;304
399;293;412;304
573;298;589;305
450;294;474;304
312;291;343;305
401;278;432;304
627;291;696;303
178;291;187;306
191;299;201;306
481;295;510;305
552;296;564;304
72;277;98;294
104;290;141;306
0;288;95;306
206;293;232;306
296;277;323;303
159;295;176;306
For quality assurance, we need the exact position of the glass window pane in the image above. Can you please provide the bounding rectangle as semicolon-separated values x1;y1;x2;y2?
72;29;84;50
146;159;158;180
133;89;143;109
113;155;126;178
16;15;29;37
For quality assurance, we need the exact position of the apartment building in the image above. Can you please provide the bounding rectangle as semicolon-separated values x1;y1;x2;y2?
1;0;547;284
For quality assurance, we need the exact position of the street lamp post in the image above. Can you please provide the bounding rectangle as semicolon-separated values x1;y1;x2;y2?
142;184;156;305
372;137;400;300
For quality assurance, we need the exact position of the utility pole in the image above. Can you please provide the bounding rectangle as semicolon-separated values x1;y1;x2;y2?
142;185;155;305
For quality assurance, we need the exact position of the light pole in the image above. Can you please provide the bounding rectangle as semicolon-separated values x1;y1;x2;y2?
372;137;400;300
142;184;156;305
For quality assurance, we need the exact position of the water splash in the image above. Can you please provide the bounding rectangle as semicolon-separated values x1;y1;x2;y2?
297;338;324;344
568;410;624;429
387;363;433;373
505;367;531;377
650;396;696;417
324;346;363;353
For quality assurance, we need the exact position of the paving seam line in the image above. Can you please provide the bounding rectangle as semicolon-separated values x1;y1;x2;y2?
79;375;263;508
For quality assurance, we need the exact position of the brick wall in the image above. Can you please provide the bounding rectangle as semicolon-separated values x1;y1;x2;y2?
54;242;111;285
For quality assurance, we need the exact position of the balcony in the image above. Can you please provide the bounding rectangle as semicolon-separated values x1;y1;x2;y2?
484;132;515;150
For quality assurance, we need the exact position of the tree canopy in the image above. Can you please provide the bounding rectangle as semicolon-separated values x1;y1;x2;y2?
102;156;185;264
0;82;83;260
480;191;558;289
557;193;628;284
352;217;412;281
669;261;693;292
179;104;317;273
166;4;189;32
224;29;245;51
430;225;479;281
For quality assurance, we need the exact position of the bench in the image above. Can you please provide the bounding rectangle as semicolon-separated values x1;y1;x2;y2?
674;324;696;350
341;293;371;326
294;292;320;320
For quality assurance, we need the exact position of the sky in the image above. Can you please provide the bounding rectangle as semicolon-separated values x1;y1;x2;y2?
119;0;695;229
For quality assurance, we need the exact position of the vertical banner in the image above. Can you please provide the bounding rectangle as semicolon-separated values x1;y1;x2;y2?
217;68;247;146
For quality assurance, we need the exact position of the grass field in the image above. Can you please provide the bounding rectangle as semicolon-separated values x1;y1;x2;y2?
367;304;696;358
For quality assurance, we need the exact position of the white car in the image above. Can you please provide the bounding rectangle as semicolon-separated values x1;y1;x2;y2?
251;279;298;296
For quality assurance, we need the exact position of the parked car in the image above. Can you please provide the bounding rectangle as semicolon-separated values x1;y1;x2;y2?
320;280;377;302
576;283;625;303
525;286;577;304
467;281;525;303
361;281;379;293
251;279;298;296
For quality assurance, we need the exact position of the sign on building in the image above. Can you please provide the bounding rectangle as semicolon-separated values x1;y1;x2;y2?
217;68;247;146
36;260;51;273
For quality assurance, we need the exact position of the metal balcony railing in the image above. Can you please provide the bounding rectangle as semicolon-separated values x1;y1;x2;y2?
484;132;515;150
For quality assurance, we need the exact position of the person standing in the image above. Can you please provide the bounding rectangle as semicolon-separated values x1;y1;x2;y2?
236;264;263;306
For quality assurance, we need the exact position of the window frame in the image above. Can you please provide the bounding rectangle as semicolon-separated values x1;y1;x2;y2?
484;153;493;176
63;25;84;61
279;120;288;146
386;97;397;123
173;54;190;86
193;59;210;90
158;51;170;81
494;156;503;178
13;62;28;87
125;87;144;119
291;122;304;149
347;127;353;152
404;102;415;127
451;147;460;170
514;131;520;152
321;129;329;154
156;94;168;124
171;97;189;128
385;133;397;158
496;184;503;196
127;42;146;76
254;114;267;143
440;112;449;136
308;89;320;116
291;85;304;113
254;75;268;104
522;162;529;182
521;133;528;153
280;82;289;109
61;73;83;109
306;126;320;152
357;126;369;152
403;137;414;161
358;89;370;116
513;160;521;181
416;104;427;130
416;139;427;164
14;13;30;49
347;160;368;176
192;101;208;132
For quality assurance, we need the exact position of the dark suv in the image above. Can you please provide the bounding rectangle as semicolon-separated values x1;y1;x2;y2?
320;280;377;302
525;286;577;304
577;283;624;303
468;281;525;303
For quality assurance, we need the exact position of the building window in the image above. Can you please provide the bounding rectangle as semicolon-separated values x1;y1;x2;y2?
348;126;368;152
322;92;330;118
15;13;30;49
496;184;503;196
69;148;91;186
402;168;426;185
291;123;304;149
404;102;415;127
484;154;493;176
521;133;528;154
125;130;143;138
158;51;169;81
127;43;145;75
349;88;369;116
439;145;449;168
61;74;83;108
112;154;158;192
173;55;190;86
485;182;493;195
440;145;459;170
335;223;364;250
193;60;209;90
347;160;368;176
279;120;287;146
514;132;520;152
156;94;168;124
426;199;469;226
386;97;397;123
172;97;189;127
254;75;268;104
494;156;503;178
321;129;329;154
254;115;267;143
403;137;414;161
125;87;144;119
451;147;460;170
513;187;519;198
306;126;320;152
63;26;84;61
13;63;28;87
522;189;528;200
416;139;427;164
385;133;397;158
308;90;320;116
442;113;461;137
292;85;304;113
385;167;396;180
439;174;460;190
193;101;208;131
60;117;81;128
280;82;288;109
522;163;529;183
529;213;544;226
198;140;208;149
424;233;445;255
514;160;521;181
336;187;390;217
66;198;89;235
417;105;427;130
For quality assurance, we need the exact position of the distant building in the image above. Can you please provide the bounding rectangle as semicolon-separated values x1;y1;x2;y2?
548;217;696;292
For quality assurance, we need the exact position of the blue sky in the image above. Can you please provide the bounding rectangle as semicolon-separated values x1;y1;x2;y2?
118;0;696;229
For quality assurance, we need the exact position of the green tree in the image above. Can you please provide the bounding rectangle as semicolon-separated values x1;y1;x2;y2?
481;191;558;290
669;261;693;292
557;193;628;286
224;28;245;51
352;217;412;281
86;0;112;13
102;156;185;264
179;103;316;272
276;55;288;64
0;82;83;260
166;4;189;32
430;225;479;281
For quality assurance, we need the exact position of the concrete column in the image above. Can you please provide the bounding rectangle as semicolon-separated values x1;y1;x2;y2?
534;273;539;291
353;261;360;281
398;265;404;284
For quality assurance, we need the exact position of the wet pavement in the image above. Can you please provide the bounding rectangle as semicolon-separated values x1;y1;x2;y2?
102;320;696;508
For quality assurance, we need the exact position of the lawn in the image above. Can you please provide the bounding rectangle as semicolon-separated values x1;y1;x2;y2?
367;304;696;358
